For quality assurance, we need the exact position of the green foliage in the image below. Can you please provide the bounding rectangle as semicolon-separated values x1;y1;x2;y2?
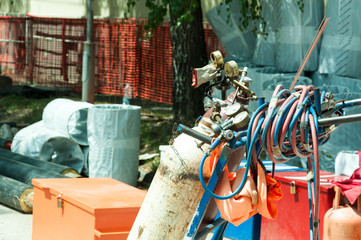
125;0;269;36
148;155;160;172
125;0;199;34
218;0;267;36
125;0;305;39
297;0;305;13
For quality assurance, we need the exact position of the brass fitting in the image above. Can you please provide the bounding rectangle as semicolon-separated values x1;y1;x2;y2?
210;112;222;123
209;102;222;123
232;79;256;98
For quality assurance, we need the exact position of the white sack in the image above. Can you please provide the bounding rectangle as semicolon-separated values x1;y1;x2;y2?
88;104;141;186
11;121;84;172
335;151;360;177
42;98;93;146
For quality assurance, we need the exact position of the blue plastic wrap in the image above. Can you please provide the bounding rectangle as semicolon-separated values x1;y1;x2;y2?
318;0;361;78
206;0;256;60
274;0;323;72
312;72;361;172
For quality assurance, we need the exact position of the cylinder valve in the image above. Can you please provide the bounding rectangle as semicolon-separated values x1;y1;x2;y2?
210;51;224;69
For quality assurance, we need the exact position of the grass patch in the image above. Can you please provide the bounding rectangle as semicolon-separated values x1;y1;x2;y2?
140;111;173;154
0;94;174;166
0;94;57;124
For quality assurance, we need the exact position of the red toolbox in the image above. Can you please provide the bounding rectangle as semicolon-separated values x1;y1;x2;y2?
32;177;146;240
260;170;347;240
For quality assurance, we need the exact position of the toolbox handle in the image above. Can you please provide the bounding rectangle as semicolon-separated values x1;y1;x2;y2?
333;186;341;210
94;229;128;239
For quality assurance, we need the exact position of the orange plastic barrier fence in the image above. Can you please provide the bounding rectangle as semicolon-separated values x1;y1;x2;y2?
0;16;223;104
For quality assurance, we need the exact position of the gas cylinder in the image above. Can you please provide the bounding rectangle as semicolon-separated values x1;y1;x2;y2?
323;205;361;240
128;125;211;239
128;103;247;239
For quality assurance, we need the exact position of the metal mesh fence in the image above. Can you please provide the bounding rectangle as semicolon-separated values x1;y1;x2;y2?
0;17;28;83
0;16;224;104
31;17;86;89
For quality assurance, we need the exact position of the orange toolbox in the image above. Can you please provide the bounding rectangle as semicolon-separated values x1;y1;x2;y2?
32;177;146;240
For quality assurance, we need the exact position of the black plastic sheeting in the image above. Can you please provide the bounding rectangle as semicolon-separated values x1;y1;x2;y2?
0;149;79;176
0;175;32;213
0;157;68;186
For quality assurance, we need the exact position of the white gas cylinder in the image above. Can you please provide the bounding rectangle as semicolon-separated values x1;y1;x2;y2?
128;126;211;239
128;122;245;239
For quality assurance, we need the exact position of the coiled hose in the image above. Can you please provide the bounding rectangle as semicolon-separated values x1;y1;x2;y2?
199;84;345;240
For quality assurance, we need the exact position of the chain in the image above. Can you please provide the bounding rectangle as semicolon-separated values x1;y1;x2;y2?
169;122;179;145
169;123;188;169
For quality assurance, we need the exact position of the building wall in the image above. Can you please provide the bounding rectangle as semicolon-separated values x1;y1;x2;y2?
0;0;29;16
25;0;222;21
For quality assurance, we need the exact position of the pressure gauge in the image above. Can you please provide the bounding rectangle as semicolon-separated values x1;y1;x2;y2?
225;102;242;118
224;60;239;78
233;111;250;129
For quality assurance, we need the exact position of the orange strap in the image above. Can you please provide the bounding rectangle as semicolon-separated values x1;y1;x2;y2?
256;164;282;220
207;141;236;180
212;160;283;226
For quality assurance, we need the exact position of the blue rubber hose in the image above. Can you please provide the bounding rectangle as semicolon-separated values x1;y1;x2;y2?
273;96;297;145
247;102;269;150
304;107;310;146
261;108;275;149
314;88;321;116
199;118;264;200
287;96;309;146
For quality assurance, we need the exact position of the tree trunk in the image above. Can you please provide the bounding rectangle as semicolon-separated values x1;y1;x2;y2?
169;0;208;124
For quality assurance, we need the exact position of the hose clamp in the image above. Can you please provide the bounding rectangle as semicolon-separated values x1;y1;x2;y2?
302;143;310;151
269;96;278;109
292;92;301;98
277;109;285;117
300;121;308;129
297;103;306;109
271;145;281;156
307;169;314;182
325;125;337;135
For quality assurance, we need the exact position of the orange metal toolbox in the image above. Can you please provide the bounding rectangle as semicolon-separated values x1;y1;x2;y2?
32;177;146;240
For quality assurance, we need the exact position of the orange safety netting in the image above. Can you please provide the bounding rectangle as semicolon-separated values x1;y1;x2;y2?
0;16;224;104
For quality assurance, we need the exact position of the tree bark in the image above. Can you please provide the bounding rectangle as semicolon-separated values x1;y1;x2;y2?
169;0;208;124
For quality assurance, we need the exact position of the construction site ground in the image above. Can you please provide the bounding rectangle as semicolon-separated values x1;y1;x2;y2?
0;202;231;239
0;88;233;239
0;203;32;240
